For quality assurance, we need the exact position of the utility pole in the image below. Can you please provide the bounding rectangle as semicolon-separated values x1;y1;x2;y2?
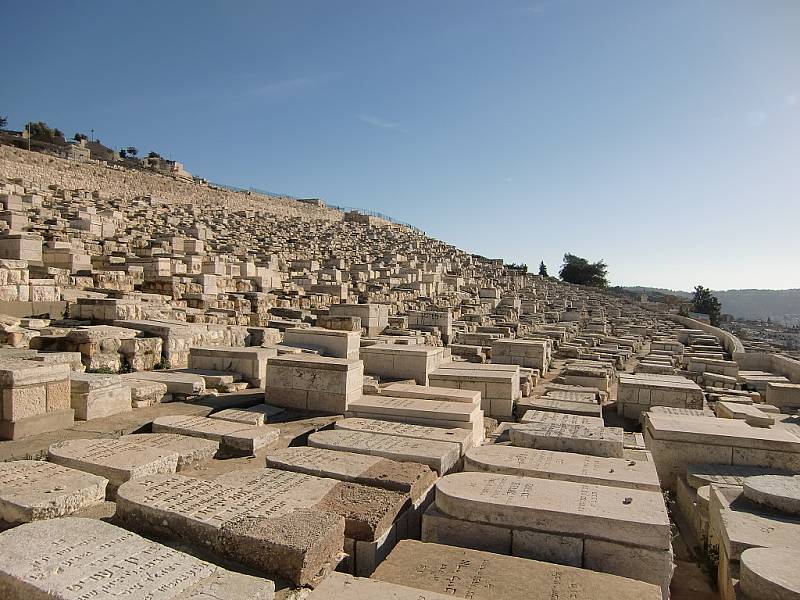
90;129;94;143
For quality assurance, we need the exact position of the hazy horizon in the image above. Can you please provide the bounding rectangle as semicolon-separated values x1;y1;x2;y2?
3;1;798;290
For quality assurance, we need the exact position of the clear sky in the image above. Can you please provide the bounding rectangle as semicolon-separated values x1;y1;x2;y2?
2;1;799;291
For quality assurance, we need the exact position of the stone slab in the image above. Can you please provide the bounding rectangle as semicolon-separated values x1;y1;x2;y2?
117;433;219;469
266;446;436;501
435;471;671;550
509;423;625;458
464;445;661;491
372;539;662;600
115;472;344;586
740;546;800;600
309;572;455;600
0;460;107;525
520;409;603;428
0;517;275;600
208;404;284;426
743;474;800;515
686;464;793;489
348;395;479;422
335;417;474;453
309;429;460;474
47;437;179;492
151;415;279;454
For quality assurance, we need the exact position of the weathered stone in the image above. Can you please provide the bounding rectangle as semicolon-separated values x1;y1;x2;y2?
209;404;284;426
47;437;179;492
743;475;800;516
740;546;800;600
151;414;279;454
509;423;625;458
373;539;662;600
464;445;661;491
0;460;107;525
335;417;474;453
266;446;436;500
434;472;671;550
118;433;219;469
308;429;460;474
0;517;275;600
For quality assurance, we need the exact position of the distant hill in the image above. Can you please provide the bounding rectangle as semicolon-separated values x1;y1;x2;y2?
623;287;800;320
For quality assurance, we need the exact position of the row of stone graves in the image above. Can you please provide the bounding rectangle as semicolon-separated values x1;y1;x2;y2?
0;147;799;598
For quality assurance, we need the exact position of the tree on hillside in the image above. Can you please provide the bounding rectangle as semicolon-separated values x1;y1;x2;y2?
692;285;722;326
559;253;608;287
0;115;7;129
25;121;64;143
119;148;127;158
539;261;548;277
148;151;161;159
126;146;138;157
73;132;88;141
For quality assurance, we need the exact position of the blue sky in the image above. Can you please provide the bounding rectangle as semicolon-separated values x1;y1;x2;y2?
2;1;799;290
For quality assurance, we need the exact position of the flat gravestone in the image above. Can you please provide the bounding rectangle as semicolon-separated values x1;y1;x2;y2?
151;415;279;454
335;417;474;453
0;517;274;599
509;423;624;458
309;572;455;600
373;539;662;600
347;395;478;422
740;546;800;600
525;398;602;418
266;446;437;501
47;438;179;492
464;446;660;492
0;461;107;525
308;429;460;474
115;472;344;586
215;468;408;542
209;404;285;426
686;464;791;490
743;475;800;516
435;472;671;551
118;433;219;469
520;409;603;428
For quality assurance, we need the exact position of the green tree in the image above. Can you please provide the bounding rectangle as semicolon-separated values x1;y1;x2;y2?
119;148;127;158
126;146;138;157
25;121;63;143
73;132;88;141
558;253;608;287
539;261;548;277
691;285;722;326
0;115;7;128
148;151;161;159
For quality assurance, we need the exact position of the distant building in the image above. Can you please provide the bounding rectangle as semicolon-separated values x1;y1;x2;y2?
63;139;91;162
144;156;192;180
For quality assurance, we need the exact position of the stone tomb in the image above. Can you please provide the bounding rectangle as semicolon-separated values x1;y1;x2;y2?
345;394;483;444
152;414;278;454
428;363;520;419
209;403;284;426
309;429;461;474
48;438;178;495
266;446;437;501
423;472;673;596
643;412;800;491
464;445;661;491
509;423;625;458
0;517;274;600
335;417;474;454
372;539;662;600
283;326;361;360
360;344;445;385
308;572;456;600
617;373;704;420
520;409;603;428
265;354;363;413
0;360;72;440
743;474;800;516
739;546;800;600
69;372;131;420
0;460;107;525
189;345;277;388
708;483;800;600
381;381;482;405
